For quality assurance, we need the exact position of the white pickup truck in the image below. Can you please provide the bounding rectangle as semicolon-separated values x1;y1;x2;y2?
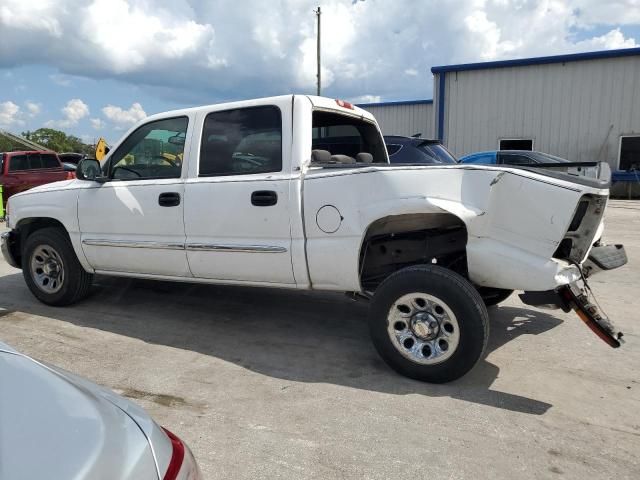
1;95;628;383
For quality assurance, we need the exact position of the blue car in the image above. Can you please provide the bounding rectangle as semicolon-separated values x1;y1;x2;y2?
459;149;567;165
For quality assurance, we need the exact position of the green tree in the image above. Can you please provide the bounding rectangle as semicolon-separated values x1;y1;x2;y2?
21;128;93;154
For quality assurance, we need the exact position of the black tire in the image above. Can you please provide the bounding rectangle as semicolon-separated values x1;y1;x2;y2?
22;227;93;306
477;287;513;307
369;265;489;383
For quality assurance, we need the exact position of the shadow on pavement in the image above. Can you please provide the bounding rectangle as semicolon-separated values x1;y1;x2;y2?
1;273;562;415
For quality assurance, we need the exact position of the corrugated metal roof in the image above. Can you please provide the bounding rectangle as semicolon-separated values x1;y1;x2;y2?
431;47;640;74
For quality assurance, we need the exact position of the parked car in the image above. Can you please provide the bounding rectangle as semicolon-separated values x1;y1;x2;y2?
384;135;457;164
62;161;77;178
0;340;201;479
459;150;604;178
0;150;69;206
58;152;87;165
1;95;627;383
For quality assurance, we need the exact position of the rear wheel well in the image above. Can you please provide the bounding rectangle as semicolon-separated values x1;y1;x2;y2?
14;218;69;264
359;213;468;292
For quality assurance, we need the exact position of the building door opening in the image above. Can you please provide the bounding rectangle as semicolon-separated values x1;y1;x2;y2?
499;139;533;151
619;136;640;171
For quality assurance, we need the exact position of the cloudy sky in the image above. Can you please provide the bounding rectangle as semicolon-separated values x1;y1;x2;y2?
1;0;639;143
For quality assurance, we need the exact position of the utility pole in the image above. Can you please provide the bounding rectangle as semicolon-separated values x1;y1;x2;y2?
315;6;321;96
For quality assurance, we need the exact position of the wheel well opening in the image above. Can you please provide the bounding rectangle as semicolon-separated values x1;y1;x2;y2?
359;213;468;292
14;218;68;263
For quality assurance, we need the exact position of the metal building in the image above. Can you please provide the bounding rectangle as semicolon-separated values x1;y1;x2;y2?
359;48;640;172
357;100;434;138
432;48;640;169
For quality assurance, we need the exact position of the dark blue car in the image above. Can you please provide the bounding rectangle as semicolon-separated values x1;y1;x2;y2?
384;136;457;164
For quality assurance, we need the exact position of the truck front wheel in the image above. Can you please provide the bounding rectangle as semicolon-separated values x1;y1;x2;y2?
369;265;489;383
22;227;94;306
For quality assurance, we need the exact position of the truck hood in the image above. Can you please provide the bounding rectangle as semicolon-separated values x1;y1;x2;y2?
0;342;168;480
15;178;77;195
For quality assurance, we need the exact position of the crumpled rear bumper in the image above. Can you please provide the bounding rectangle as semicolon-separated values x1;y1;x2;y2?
520;244;627;348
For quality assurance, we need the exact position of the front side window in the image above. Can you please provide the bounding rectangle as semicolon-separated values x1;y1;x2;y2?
199;106;282;176
8;155;29;171
108;117;188;180
41;154;60;168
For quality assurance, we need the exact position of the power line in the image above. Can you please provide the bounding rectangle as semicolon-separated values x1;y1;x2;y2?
314;6;321;96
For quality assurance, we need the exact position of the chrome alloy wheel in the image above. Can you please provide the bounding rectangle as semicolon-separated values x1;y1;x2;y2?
30;244;65;294
387;293;460;365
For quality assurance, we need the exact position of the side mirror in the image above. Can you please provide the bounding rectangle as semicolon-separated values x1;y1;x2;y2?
76;158;107;183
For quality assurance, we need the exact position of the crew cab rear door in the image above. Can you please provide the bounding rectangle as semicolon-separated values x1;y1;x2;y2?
183;98;295;285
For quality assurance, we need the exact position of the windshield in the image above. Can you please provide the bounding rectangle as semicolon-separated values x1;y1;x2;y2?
417;142;457;164
311;110;387;164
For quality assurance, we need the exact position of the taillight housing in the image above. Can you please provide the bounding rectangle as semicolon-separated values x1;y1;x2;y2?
161;427;201;480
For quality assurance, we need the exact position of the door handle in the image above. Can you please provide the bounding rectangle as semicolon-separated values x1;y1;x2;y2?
251;190;278;207
158;192;181;207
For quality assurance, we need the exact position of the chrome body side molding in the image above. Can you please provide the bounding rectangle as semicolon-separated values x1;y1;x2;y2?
82;239;287;254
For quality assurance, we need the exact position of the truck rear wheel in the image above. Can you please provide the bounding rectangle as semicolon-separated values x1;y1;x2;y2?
22;227;93;306
369;265;489;383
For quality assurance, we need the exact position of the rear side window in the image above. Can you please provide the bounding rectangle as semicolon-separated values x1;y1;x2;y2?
312;111;386;163
41;154;60;168
199;106;282;176
8;155;29;171
28;153;43;169
417;142;457;164
499;153;533;165
386;144;402;156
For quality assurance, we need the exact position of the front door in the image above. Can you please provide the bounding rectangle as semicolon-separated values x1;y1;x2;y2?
183;103;295;285
78;116;192;277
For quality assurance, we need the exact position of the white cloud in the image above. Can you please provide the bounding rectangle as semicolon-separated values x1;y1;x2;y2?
351;95;382;104
0;0;637;104
575;28;638;50
90;117;105;130
25;101;41;117
102;102;147;129
49;73;72;86
62;98;89;123
0;101;22;128
46;98;89;128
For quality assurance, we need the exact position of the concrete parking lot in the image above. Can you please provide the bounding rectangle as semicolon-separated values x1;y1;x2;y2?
1;200;639;480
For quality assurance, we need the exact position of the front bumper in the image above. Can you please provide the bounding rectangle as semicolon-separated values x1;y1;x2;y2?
1;231;20;269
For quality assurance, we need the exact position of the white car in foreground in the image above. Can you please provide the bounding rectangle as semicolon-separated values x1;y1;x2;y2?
1;95;628;383
0;341;201;480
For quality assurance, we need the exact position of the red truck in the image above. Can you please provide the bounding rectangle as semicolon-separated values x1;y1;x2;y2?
1;151;72;207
